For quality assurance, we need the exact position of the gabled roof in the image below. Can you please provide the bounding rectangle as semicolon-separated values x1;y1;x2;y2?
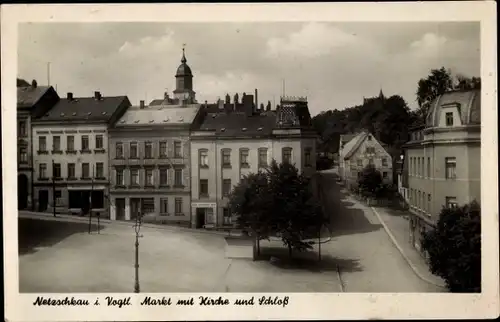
35;96;130;122
196;111;277;137
340;133;357;146
115;104;200;127
17;86;52;108
342;132;367;160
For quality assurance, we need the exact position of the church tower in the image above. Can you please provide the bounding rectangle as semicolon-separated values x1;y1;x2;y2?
173;47;196;104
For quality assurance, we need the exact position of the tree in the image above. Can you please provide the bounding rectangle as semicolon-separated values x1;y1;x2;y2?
455;74;481;90
421;201;481;292
415;67;454;124
229;171;271;258
357;164;383;198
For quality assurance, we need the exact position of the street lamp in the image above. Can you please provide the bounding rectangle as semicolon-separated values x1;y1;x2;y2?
133;210;143;293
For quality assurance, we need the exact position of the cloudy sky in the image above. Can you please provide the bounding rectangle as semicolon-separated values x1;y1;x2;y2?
18;22;479;116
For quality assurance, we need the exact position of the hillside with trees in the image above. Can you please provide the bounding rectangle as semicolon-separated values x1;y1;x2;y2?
312;67;481;160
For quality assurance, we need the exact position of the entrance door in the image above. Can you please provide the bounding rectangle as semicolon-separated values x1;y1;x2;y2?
81;191;91;215
116;198;125;220
38;190;48;212
18;174;28;209
196;208;205;229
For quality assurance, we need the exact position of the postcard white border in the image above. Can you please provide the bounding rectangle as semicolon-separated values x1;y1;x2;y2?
2;2;498;321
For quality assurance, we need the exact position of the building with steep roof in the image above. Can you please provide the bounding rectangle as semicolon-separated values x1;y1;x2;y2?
17;81;60;210
402;89;481;254
31;91;131;216
190;93;317;229
338;131;393;189
107;101;202;225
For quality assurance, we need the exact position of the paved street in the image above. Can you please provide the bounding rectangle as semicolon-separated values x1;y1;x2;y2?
317;170;444;292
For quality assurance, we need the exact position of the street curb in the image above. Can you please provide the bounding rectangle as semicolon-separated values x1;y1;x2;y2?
18;212;238;237
370;207;447;289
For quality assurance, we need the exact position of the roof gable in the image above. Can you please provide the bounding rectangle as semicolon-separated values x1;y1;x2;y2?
342;132;368;160
17;86;51;108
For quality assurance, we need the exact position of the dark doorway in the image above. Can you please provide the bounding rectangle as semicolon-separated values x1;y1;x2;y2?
116;198;125;220
38;190;48;212
18;174;29;209
81;191;91;215
196;208;205;229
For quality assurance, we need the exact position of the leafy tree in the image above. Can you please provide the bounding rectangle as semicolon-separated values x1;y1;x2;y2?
415;67;454;124
455;74;481;90
357;164;383;198
229;171;271;257
421;201;481;292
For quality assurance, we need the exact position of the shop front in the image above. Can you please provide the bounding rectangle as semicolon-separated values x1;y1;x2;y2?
191;202;217;229
67;185;107;217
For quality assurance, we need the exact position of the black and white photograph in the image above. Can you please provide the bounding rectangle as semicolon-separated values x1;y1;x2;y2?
3;2;498;321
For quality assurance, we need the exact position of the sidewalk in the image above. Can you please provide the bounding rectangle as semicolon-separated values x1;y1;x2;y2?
370;206;447;290
18;211;242;237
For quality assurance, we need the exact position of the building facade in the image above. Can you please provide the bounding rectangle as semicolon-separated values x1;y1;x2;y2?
31;91;131;217
403;89;481;253
108;102;201;225
17;81;60;210
190;93;317;229
339;131;393;189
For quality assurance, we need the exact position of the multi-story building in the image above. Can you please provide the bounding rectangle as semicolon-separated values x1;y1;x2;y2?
190;92;317;229
403;89;481;253
339;131;393;189
108;48;201;225
108;100;201;225
17;80;60;210
31;91;131;217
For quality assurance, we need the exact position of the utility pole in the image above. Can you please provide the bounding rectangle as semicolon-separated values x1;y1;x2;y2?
134;205;143;293
52;160;56;217
88;165;94;234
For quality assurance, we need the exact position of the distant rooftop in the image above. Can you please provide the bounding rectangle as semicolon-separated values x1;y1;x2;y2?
116;104;200;126
17;85;52;108
197;111;277;137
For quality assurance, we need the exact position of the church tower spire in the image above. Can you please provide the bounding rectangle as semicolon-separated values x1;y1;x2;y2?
174;45;196;104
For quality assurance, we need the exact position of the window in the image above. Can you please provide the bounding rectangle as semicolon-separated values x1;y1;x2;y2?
142;198;155;215
39;136;47;152
223;208;232;225
145;168;154;186
240;148;249;167
130;168;139;185
96;162;104;178
19;147;28;163
357;159;363;166
55;190;62;205
305;148;312;166
409;188;413;204
18;121;27;137
417;158;420;177
174;141;182;158
427;194;431;213
357;171;362;178
366;147;375;154
39;163;47;179
445;157;456;179
174;169;183;186
82;163;90;179
367;135;372;141
223;179;231;196
445;112;453;126
446;197;458;209
67;136;75;151
383;171;388;179
67;163;75;179
81;135;89;151
199;149;208;168
258;148;268;167
175;198;183;214
159;168;168;186
199;179;209;197
116;168;124;186
53;163;61;178
144;142;153;159
427;157;431;178
222;149;231;167
159;141;167;158
369;158;374;165
115;142;123;158
160;198;168;215
129;142;138;158
282;147;292;164
95;135;104;149
418;191;421;209
382;158;388;167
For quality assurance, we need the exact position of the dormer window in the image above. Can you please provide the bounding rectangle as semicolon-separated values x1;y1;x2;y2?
72;112;77;116
445;112;453;126
257;127;263;131
242;128;247;131
221;128;226;132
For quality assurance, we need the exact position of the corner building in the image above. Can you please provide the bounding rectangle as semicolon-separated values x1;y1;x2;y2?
403;89;481;253
190;93;317;229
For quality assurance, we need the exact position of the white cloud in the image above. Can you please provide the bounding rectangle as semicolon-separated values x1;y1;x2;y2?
118;29;176;58
265;22;370;59
409;32;448;56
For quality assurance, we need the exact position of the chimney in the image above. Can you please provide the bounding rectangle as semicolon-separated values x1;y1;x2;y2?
254;89;258;113
266;101;271;111
140;100;145;109
94;91;101;100
243;94;254;117
67;92;73;100
31;79;38;88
